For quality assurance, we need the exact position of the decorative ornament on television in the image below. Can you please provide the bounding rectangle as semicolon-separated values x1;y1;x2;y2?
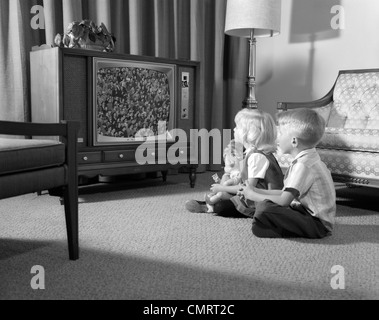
54;20;116;52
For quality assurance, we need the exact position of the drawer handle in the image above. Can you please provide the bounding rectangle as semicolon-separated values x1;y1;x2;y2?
180;151;185;155
119;154;124;159
83;156;88;161
152;152;155;156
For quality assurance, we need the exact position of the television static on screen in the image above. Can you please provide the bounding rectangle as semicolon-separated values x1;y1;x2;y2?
93;57;176;146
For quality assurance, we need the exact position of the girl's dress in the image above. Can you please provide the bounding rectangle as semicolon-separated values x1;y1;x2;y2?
229;149;284;217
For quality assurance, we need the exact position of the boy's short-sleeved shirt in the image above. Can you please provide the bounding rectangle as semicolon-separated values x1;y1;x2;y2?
284;148;336;231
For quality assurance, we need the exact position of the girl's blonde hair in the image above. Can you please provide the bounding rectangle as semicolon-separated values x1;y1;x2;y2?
234;108;277;153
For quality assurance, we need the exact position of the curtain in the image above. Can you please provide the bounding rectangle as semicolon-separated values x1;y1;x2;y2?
0;0;45;121
0;0;247;169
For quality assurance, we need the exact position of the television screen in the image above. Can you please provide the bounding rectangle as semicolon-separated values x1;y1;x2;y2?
93;57;176;145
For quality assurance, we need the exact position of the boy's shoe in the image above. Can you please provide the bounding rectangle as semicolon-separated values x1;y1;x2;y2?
185;200;208;213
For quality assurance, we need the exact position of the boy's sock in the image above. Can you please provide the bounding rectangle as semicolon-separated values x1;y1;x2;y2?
205;192;219;205
206;203;215;213
209;194;222;204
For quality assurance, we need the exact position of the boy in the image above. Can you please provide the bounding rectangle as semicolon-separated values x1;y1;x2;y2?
238;108;336;238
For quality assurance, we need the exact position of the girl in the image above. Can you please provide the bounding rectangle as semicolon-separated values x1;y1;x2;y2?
186;108;284;217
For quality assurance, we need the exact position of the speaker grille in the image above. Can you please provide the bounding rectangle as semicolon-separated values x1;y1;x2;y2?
63;55;89;147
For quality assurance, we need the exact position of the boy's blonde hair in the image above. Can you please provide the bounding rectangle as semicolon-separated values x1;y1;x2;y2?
277;108;326;147
234;108;277;153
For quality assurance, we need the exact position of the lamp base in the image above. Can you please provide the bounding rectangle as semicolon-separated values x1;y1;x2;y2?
242;34;258;109
243;76;258;109
243;99;258;109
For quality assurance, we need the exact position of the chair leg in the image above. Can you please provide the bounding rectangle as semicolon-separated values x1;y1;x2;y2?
63;186;79;260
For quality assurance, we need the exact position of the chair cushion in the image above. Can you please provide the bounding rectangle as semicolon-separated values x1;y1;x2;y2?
276;149;379;180
317;149;379;179
328;72;379;129
0;138;65;175
318;127;379;152
312;103;333;124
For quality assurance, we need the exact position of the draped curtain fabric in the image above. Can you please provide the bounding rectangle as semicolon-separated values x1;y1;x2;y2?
0;0;247;169
0;0;45;122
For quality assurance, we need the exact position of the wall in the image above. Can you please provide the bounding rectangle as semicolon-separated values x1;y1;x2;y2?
256;0;379;117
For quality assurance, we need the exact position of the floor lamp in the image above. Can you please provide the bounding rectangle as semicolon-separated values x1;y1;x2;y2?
225;0;281;109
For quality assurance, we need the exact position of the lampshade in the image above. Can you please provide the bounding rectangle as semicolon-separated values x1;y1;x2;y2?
225;0;281;38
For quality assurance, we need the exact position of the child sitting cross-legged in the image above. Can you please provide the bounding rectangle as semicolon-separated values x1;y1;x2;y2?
185;108;284;218
238;108;336;238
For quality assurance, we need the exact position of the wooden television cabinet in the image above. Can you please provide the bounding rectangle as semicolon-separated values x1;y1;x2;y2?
30;47;200;187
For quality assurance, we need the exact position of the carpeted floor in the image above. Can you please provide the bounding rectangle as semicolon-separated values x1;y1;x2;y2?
0;172;378;300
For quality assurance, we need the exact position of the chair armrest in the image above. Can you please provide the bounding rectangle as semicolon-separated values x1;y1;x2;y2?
0;120;78;138
277;87;334;112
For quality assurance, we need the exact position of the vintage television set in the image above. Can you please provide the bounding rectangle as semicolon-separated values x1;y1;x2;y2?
93;57;176;146
31;47;200;187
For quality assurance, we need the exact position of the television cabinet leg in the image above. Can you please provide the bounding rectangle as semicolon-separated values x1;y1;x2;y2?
189;166;197;188
161;170;168;182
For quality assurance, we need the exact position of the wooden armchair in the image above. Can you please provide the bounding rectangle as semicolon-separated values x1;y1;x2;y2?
0;120;80;260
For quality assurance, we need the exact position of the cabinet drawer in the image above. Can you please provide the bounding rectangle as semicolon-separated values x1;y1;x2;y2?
104;150;135;163
78;152;102;164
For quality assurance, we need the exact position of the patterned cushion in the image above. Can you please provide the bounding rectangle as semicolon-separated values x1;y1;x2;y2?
276;149;379;180
312;103;332;124
318;127;379;152
0;138;65;175
328;72;379;129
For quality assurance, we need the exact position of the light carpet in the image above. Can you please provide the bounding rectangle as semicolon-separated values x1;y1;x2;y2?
0;172;378;300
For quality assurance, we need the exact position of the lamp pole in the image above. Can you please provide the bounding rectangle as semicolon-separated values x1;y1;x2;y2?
244;30;258;109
